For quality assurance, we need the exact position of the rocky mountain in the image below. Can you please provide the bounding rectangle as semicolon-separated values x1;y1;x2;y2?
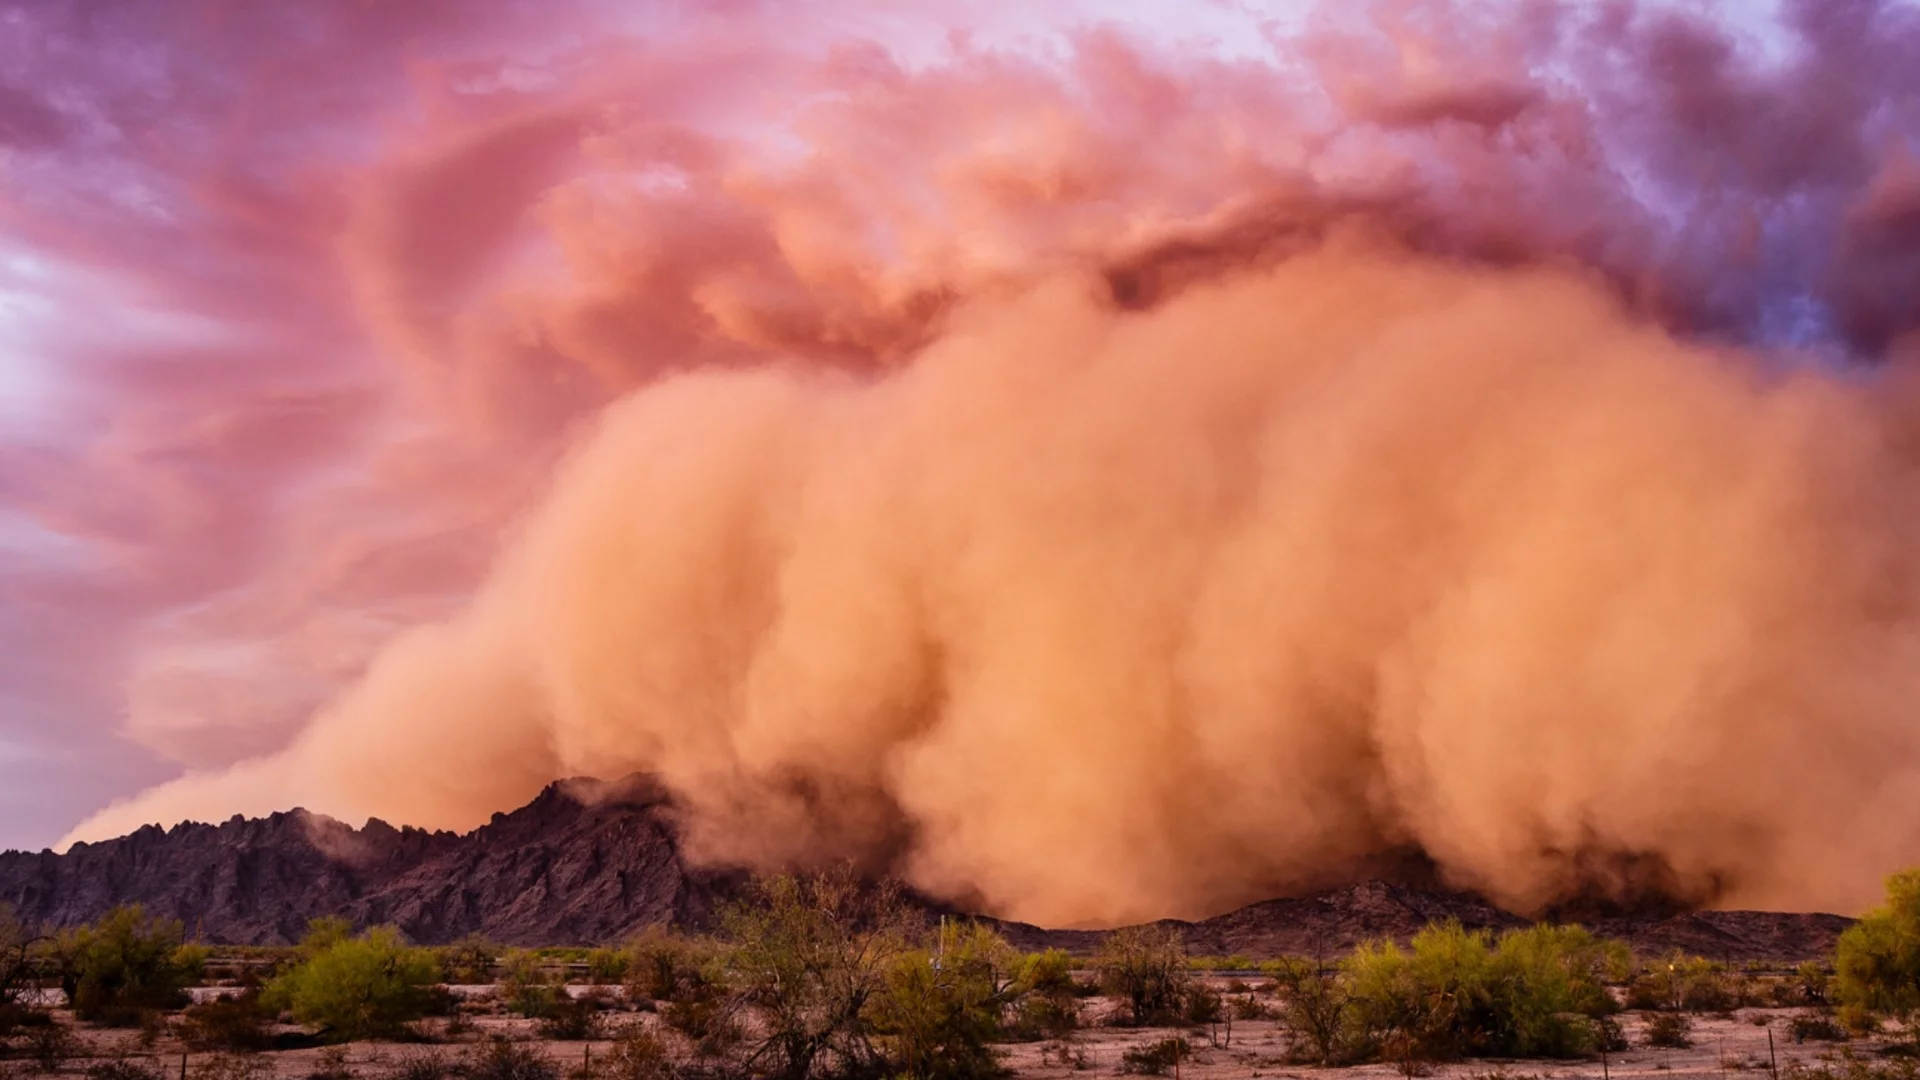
0;778;1854;962
0;775;743;946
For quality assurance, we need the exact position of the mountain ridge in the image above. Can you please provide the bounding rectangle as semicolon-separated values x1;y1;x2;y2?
0;777;1853;962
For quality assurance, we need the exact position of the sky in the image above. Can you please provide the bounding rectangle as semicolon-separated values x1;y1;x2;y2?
1;0;1918;905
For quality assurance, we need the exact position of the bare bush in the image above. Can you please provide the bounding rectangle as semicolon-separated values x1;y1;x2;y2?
1120;1036;1189;1075
1095;926;1189;1027
464;1038;559;1080
85;1061;168;1080
189;1052;274;1080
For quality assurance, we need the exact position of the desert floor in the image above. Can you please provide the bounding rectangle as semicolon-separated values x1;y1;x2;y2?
24;980;1884;1080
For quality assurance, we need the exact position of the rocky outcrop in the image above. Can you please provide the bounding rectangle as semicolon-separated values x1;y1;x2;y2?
0;779;1854;961
0;775;743;945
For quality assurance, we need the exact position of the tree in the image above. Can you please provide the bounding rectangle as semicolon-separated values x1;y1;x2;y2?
1837;869;1920;1029
723;866;919;1080
55;905;202;1024
1094;925;1189;1026
265;923;441;1041
0;904;46;1036
1270;956;1354;1065
872;921;1023;1079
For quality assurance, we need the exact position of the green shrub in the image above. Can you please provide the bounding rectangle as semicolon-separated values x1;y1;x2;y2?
1481;924;1618;1056
265;923;441;1041
1838;870;1920;1026
55;906;201;1024
722;867;918;1080
1277;922;1620;1066
1095;926;1190;1026
585;948;627;986
872;922;1022;1079
1643;1011;1693;1048
1012;950;1080;1039
499;948;555;1017
1794;962;1833;1007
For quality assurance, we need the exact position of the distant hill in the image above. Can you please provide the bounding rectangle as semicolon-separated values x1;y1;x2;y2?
0;778;1854;962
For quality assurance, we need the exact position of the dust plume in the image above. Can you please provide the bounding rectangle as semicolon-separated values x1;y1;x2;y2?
70;232;1920;926
43;0;1920;925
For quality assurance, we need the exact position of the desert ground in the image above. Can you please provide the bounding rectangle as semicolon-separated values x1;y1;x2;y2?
8;975;1892;1080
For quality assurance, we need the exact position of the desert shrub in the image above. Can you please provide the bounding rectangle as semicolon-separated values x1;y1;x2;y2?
1270;957;1355;1066
1183;982;1224;1026
438;936;497;986
1841;1003;1882;1035
178;992;273;1052
620;931;717;1007
584;949;627;986
1785;963;1833;1007
0;907;40;1025
1039;1039;1090;1070
1791;1014;1849;1042
266;923;442;1041
1277;922;1618;1066
465;1037;559;1080
591;1027;675;1080
538;995;602;1041
498;949;557;1018
306;1045;355;1080
190;1053;273;1080
299;918;355;958
55;906;200;1024
1630;952;1735;1013
1643;1011;1693;1048
383;1050;458;1080
872;921;1023;1079
23;1020;74;1072
1783;1054;1920;1080
1839;870;1920;1027
1625;974;1669;1011
1230;993;1275;1021
1011;950;1080;1039
1480;924;1618;1056
723;866;919;1080
1345;935;1460;1069
86;1061;167;1080
1095;926;1190;1026
1592;1015;1630;1053
1120;1036;1189;1075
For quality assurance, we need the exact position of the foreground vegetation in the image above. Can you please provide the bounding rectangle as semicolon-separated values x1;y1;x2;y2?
6;867;1920;1078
